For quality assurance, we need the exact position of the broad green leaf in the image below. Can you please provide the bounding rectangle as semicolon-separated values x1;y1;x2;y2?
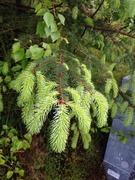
18;169;24;177
7;171;14;179
45;26;51;37
26;49;32;58
0;76;3;83
12;49;24;62
51;22;58;32
22;140;30;150
0;93;2;99
12;65;22;72
2;85;7;92
24;133;32;143
16;141;24;150
35;3;42;12
4;76;11;83
36;21;45;36
12;42;20;53
2;62;9;75
2;125;8;130
22;58;28;70
43;12;54;27
44;49;52;56
14;167;19;173
36;8;47;16
58;14;65;25
42;42;51;49
51;31;60;42
44;0;52;7
0;157;5;165
29;45;44;59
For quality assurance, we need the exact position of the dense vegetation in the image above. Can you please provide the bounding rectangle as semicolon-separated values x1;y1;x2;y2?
0;0;135;179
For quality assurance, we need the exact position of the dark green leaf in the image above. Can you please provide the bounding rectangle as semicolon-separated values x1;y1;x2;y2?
36;21;46;36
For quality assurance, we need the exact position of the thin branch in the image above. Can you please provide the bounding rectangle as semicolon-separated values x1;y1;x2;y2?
58;50;66;104
0;26;27;35
69;70;93;95
33;61;54;72
91;0;105;18
75;48;92;60
0;2;34;11
87;25;135;38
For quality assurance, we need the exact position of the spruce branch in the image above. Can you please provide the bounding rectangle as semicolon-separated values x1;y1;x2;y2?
87;25;135;39
50;104;70;153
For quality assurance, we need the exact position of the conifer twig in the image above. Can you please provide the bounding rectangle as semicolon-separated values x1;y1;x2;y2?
119;90;135;109
87;25;135;39
75;48;92;59
58;50;66;104
33;61;54;72
69;70;93;95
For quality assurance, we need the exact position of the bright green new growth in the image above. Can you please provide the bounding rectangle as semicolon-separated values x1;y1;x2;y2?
10;56;108;152
50;104;70;153
8;1;113;153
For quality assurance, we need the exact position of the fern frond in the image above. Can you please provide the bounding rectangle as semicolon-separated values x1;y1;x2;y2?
105;78;112;94
67;102;91;134
50;104;70;153
92;91;108;127
124;107;134;126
